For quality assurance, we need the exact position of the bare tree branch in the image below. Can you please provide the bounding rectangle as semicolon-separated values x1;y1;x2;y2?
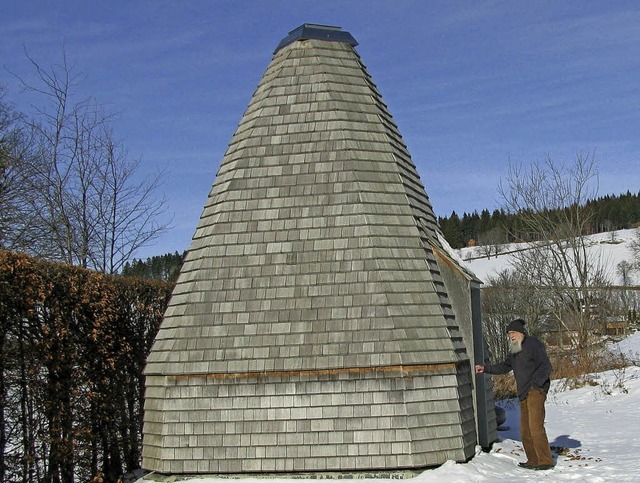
3;47;170;273
497;152;611;349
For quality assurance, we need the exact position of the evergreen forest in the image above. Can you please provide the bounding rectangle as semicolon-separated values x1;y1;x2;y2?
121;251;186;282
438;191;640;249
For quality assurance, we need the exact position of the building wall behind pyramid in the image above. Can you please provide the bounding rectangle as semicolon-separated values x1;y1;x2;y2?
143;26;490;474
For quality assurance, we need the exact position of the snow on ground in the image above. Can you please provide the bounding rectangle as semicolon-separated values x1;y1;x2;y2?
140;332;640;482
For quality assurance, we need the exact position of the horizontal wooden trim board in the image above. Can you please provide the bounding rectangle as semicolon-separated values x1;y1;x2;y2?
168;362;459;382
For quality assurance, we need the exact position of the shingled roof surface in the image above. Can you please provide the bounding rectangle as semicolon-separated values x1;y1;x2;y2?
145;39;466;376
142;25;478;473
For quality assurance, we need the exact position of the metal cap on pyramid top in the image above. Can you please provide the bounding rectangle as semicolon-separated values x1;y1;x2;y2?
274;23;359;53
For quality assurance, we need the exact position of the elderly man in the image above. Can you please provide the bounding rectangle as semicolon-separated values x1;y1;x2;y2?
475;318;554;470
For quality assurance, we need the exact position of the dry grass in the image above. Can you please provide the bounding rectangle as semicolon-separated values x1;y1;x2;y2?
490;343;632;400
491;374;518;400
550;344;630;391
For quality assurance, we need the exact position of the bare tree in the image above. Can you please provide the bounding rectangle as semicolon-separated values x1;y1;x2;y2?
0;88;40;252
498;153;611;349
631;229;640;271
0;90;19;246
477;226;506;259
482;268;548;362
89;129;169;274
617;260;635;287
8;48;169;272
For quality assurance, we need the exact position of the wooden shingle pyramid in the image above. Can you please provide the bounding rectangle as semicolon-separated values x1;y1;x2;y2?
142;24;494;475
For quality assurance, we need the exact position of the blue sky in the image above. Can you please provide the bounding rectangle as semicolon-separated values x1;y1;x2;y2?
2;1;639;258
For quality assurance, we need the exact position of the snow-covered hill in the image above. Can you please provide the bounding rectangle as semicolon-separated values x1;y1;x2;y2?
458;228;639;286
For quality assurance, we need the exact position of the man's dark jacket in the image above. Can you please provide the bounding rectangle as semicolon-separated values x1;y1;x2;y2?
484;335;552;400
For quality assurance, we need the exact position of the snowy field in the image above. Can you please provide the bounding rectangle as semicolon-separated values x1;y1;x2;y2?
460;228;639;286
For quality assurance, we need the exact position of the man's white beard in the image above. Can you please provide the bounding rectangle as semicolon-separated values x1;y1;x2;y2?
509;339;523;354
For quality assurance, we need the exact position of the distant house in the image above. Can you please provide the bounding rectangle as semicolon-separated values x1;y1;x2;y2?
539;302;630;346
597;316;628;337
539;316;580;347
